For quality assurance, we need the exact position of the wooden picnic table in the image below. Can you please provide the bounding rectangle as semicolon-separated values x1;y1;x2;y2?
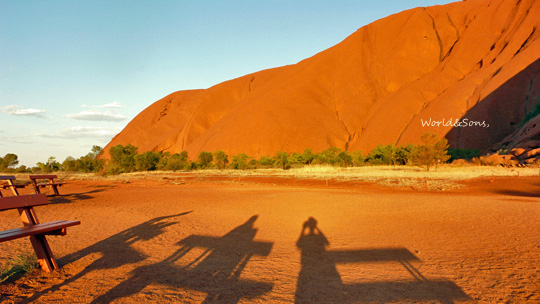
0;194;80;272
0;175;26;197
29;175;66;196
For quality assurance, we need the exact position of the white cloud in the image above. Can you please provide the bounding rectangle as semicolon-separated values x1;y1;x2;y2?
1;105;47;118
81;102;123;108
36;126;121;139
66;110;127;122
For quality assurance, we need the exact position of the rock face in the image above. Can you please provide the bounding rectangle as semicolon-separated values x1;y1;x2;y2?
104;0;540;159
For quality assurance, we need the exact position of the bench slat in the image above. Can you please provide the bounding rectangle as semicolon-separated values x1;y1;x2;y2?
29;175;58;180
0;194;49;211
36;182;65;187
0;175;17;180
2;184;25;189
0;220;80;243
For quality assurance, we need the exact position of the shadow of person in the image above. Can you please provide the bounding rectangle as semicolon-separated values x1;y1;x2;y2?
295;217;345;304
91;215;273;304
295;217;469;304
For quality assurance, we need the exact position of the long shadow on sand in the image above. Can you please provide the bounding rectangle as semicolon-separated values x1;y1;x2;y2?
91;215;274;304
295;217;469;304
48;189;106;204
20;212;191;303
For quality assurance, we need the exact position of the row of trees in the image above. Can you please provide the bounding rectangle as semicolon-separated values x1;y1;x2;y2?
104;133;451;173
1;133;452;174
0;146;105;174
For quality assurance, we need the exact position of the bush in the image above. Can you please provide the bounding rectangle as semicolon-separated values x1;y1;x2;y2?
411;133;450;171
367;144;396;165
301;149;316;165
230;153;252;170
273;152;291;170
108;144;138;174
258;156;274;168
160;152;189;171
213;150;229;170
135;151;162;171
448;149;481;161
351;151;365;166
0;253;37;283
197;151;213;169
337;151;353;167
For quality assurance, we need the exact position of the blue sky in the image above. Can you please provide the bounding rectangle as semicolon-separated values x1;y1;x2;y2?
1;0;455;167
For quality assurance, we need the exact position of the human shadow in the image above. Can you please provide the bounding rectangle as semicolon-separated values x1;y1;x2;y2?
21;212;191;303
91;215;273;304
295;217;469;304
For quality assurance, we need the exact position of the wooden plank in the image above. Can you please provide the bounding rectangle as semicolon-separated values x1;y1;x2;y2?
0;220;81;242
0;194;49;211
29;175;58;180
36;183;65;187
2;184;25;189
0;175;23;196
30;234;57;272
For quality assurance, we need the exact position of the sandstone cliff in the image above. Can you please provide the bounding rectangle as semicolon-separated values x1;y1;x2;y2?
104;0;540;159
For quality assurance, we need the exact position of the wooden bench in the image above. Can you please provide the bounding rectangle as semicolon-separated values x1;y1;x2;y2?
0;194;80;272
0;175;26;197
29;175;65;196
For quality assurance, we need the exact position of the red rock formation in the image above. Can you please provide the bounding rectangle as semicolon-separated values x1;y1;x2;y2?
104;0;540;159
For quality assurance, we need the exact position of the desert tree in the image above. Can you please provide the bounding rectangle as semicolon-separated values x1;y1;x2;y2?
0;153;19;171
158;152;189;171
197;151;213;169
301;149;315;165
108;144;138;174
213;150;229;170
337;151;353;167
351;151;365;166
135;151;162;171
230;153;251;170
257;156;274;168
411;133;451;171
273;151;290;170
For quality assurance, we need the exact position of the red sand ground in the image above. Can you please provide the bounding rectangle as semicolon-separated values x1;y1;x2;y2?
0;175;539;303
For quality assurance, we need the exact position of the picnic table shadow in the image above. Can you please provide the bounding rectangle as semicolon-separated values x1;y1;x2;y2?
47;189;106;204
295;217;469;304
21;211;192;303
90;215;274;304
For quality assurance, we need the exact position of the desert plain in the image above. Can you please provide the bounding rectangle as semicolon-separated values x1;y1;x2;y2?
0;169;539;304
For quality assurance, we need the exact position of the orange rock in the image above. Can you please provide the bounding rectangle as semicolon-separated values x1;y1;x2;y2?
509;148;527;157
103;0;540;160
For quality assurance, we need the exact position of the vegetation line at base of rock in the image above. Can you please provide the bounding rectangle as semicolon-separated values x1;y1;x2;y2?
0;133;536;175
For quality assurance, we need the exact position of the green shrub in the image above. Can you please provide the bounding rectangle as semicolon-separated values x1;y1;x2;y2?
108;144;138;174
257;156;274;168
230;153;252;170
160;152;189;171
213;150;229;170
197;151;213;169
0;253;37;283
351;151;365;166
448;149;481;161
273;152;291;170
135;151;162;171
337;151;353;167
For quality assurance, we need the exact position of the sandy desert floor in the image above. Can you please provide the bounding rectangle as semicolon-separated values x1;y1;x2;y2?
0;174;539;303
